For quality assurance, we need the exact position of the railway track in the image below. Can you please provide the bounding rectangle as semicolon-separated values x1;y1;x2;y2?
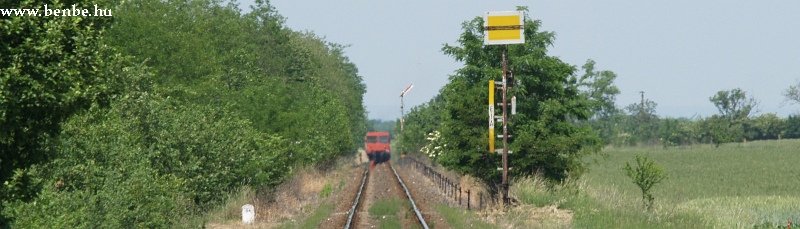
344;163;429;229
344;167;369;228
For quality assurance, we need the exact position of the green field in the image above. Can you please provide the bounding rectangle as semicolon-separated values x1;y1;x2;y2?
578;139;800;228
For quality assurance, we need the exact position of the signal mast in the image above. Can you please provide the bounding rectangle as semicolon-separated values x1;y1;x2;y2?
400;83;414;131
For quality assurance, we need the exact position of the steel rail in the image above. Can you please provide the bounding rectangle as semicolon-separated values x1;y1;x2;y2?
344;166;369;229
389;163;430;229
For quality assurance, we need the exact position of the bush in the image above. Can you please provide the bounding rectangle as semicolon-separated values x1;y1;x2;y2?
2;91;292;227
3;98;189;227
785;115;800;139
4;165;189;228
512;176;561;207
623;154;667;211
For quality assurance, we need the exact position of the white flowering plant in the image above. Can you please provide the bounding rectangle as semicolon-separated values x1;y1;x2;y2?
420;130;446;160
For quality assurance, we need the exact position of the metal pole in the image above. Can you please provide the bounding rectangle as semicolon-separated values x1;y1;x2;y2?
400;84;413;132
400;95;405;131
501;46;510;206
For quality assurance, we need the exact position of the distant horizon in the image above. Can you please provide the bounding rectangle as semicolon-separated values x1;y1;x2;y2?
239;1;800;120
365;109;800;122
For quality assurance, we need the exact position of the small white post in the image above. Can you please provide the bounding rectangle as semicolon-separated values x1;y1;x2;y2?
242;204;255;224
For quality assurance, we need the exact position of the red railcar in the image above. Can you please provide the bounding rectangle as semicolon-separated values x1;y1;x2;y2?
365;131;391;164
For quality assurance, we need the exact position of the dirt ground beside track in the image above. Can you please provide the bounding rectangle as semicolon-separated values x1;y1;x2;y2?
395;161;454;229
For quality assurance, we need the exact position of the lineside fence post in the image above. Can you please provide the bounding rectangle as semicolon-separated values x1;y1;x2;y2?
467;190;471;210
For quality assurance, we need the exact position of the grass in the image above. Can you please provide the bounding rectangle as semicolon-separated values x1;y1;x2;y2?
566;189;707;229
510;175;705;228
298;203;334;228
277;203;335;229
436;204;496;229
576;139;800;228
200;185;257;224
678;196;800;228
319;183;333;198
369;198;403;217
369;198;406;229
511;175;569;208
505;139;800;228
586;139;800;201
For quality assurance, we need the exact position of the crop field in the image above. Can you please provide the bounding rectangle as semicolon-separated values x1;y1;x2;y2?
580;139;800;228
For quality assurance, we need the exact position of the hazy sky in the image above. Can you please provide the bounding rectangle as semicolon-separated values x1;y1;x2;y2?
238;1;800;120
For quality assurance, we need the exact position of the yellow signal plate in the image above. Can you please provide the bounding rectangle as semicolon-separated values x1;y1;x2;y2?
489;80;495;153
484;11;524;45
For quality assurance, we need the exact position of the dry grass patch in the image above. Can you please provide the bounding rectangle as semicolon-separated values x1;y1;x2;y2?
475;176;574;228
206;157;359;228
678;196;800;228
480;204;572;229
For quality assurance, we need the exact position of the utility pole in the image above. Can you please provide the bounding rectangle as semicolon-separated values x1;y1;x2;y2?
484;10;524;208
488;50;512;206
638;90;647;119
639;91;645;110
400;84;414;131
637;90;648;141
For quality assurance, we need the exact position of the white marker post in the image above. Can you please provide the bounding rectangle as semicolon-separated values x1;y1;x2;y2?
242;204;255;224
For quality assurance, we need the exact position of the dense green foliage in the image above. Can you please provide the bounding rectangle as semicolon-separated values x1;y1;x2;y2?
0;0;119;202
6;92;292;227
1;0;367;227
396;96;443;154
104;0;366;159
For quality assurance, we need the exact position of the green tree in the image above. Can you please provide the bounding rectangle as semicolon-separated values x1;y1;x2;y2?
785;115;800;139
367;119;397;133
707;88;756;144
623;99;660;145
3;0;369;226
435;9;600;183
1;0;121;223
658;118;675;147
710;88;757;122
578;59;622;145
653;117;708;147
744;113;786;140
578;59;620;119
105;0;367;162
785;81;800;106
396;96;444;155
702;115;742;147
623;154;667;211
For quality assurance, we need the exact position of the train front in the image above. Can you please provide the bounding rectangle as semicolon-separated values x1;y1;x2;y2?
364;131;391;165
